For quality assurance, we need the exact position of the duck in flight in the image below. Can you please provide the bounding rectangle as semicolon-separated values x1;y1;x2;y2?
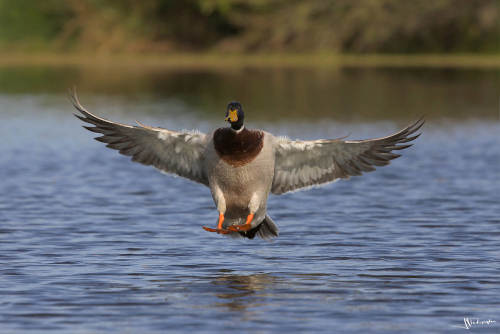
71;89;423;240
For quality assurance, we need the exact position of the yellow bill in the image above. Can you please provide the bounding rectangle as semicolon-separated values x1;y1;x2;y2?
225;109;239;122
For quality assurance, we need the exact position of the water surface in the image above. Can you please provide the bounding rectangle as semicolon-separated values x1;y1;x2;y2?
0;66;499;333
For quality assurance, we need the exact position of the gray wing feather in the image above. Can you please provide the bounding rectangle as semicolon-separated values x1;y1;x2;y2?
271;119;424;194
70;89;209;185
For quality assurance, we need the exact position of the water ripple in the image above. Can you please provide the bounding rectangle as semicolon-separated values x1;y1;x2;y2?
1;93;499;333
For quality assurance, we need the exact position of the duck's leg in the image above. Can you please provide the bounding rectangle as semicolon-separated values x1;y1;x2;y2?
202;213;231;234
227;213;254;232
203;186;231;234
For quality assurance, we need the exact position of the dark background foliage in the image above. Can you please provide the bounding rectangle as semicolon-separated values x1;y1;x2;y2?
0;0;498;53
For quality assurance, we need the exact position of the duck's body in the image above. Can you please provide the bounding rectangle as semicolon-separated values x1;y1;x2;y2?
205;128;278;238
71;89;423;240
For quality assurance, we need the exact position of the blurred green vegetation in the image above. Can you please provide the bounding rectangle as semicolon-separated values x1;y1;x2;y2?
0;0;498;54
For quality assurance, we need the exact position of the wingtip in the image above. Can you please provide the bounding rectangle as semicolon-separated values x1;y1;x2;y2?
68;86;83;112
412;116;426;130
403;117;425;139
68;87;99;122
68;86;78;103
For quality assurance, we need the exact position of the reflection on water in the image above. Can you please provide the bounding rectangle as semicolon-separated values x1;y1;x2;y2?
0;65;498;122
0;65;499;333
212;272;279;313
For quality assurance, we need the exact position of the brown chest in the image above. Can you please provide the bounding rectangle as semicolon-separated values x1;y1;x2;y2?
213;128;264;167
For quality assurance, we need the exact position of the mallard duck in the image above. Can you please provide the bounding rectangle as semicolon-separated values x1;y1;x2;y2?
71;89;423;240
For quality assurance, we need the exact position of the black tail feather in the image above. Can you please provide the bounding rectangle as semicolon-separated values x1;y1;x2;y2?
240;215;279;240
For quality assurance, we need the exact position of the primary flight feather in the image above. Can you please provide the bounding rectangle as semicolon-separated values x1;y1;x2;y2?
71;89;423;239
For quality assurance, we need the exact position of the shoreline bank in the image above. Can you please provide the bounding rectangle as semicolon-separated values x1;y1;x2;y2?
0;53;499;69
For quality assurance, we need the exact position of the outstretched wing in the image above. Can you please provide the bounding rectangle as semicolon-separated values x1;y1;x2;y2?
70;89;209;185
271;119;424;194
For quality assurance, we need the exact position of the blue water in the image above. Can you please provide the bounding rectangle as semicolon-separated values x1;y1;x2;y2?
1;74;500;333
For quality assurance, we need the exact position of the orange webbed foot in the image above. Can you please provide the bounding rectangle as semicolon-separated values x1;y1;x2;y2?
227;214;254;232
202;226;231;234
202;213;231;234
